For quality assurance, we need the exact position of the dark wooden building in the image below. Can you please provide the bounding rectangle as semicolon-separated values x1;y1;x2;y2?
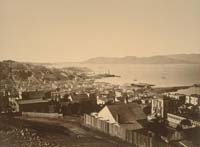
18;99;58;113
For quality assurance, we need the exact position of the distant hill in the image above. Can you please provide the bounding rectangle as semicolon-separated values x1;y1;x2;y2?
0;60;89;92
84;54;200;64
166;54;200;64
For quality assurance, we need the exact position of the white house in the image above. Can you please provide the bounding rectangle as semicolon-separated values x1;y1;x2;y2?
97;103;147;130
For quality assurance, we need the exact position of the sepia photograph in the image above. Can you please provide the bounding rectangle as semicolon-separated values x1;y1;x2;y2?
0;0;200;147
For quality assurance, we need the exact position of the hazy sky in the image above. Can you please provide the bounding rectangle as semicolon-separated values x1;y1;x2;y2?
0;0;200;62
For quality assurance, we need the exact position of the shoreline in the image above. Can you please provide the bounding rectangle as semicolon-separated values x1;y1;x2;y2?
92;74;198;94
152;85;192;94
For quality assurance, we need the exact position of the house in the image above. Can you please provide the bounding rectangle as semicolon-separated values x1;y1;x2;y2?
21;90;47;100
18;98;58;113
151;97;178;118
96;94;115;105
68;93;89;103
165;93;185;100
59;92;98;115
96;96;114;105
185;94;200;106
165;93;186;104
96;103;147;130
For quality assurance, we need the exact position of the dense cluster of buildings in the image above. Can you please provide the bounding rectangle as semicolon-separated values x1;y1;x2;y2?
0;75;200;147
83;90;200;147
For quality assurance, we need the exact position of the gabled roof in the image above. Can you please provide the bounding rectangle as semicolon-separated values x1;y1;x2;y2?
70;93;89;102
107;103;146;124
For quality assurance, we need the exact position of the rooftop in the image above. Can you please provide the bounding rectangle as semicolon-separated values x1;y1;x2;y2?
18;98;49;105
107;103;146;124
190;94;200;98
22;90;47;99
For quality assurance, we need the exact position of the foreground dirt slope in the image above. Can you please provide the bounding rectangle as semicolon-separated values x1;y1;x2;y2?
0;116;133;147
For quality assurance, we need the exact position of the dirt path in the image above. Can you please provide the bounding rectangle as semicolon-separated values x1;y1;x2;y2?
17;117;88;137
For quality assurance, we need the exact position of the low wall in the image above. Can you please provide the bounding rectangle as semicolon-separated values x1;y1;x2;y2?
22;112;63;119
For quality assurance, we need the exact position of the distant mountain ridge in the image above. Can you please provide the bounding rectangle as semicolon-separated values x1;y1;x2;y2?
83;54;200;64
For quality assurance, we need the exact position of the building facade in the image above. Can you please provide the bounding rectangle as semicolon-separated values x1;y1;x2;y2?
186;95;200;106
151;97;178;118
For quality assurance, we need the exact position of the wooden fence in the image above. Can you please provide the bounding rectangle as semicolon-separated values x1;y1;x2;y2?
84;114;180;147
